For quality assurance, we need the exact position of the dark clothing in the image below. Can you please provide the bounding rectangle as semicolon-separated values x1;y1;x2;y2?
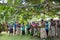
30;29;34;36
21;24;25;35
22;30;25;35
27;28;30;34
58;24;60;28
51;21;55;26
9;28;13;33
30;26;34;36
46;29;49;36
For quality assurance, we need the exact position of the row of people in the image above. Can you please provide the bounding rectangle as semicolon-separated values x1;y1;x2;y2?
3;19;60;39
39;19;60;39
7;22;30;35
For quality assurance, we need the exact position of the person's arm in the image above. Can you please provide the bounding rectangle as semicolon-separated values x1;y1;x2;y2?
49;22;51;30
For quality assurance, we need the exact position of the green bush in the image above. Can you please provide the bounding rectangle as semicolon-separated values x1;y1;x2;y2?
0;23;3;33
0;27;2;33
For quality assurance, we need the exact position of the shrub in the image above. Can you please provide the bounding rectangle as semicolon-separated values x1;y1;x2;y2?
0;23;3;33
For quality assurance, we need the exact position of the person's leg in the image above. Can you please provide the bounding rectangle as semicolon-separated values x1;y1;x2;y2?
27;29;28;34
15;27;18;35
30;27;34;36
18;28;20;35
10;28;13;35
22;30;24;35
23;30;25;35
27;28;30;35
22;30;25;35
13;28;15;35
22;30;23;35
46;29;48;37
20;28;21;35
28;29;30;34
30;28;33;36
9;30;10;36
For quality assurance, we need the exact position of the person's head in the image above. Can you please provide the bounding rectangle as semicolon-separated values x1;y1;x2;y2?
50;19;53;22
41;19;44;22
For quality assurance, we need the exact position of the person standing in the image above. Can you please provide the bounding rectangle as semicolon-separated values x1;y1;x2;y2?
45;21;49;37
9;24;13;36
21;23;25;35
13;22;17;35
30;23;34;36
57;20;60;38
26;22;31;35
49;19;55;37
16;23;21;35
40;19;47;39
31;22;36;36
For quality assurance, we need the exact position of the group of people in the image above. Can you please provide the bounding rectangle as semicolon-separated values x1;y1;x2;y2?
39;19;60;39
3;19;60;39
6;22;31;35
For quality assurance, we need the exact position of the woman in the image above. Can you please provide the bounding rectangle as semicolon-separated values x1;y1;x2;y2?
31;22;36;36
30;23;34;36
16;23;21;35
57;20;60;37
49;19;55;37
40;20;47;39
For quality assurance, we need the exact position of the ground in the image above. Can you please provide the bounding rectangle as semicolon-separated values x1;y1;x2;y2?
0;32;60;40
0;34;39;40
0;32;40;40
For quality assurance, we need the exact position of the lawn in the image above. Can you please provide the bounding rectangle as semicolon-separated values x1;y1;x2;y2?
0;32;40;40
0;32;59;40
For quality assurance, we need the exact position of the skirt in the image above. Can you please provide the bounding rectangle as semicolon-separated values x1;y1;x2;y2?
16;27;20;35
57;28;60;37
49;26;55;36
40;28;47;38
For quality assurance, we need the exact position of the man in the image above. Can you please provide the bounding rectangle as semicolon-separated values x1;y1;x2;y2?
26;22;31;35
21;23;25;35
13;22;17;35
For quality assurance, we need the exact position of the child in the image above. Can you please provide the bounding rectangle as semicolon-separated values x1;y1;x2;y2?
21;23;25;35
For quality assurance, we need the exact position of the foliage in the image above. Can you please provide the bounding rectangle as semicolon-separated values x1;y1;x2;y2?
0;0;60;24
0;23;3;33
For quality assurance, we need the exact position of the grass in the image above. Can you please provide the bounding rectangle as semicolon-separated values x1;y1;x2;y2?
0;33;40;40
0;32;59;40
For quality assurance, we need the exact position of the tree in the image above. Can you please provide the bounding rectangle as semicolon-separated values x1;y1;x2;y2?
0;23;3;33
